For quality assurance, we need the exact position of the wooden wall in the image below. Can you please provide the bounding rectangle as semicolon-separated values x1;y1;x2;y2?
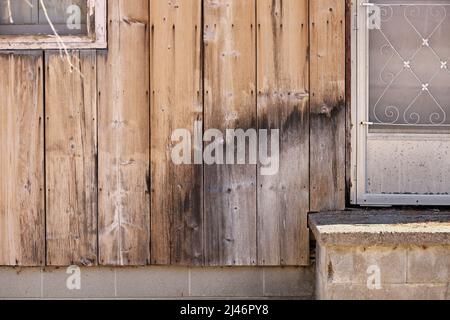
0;0;345;267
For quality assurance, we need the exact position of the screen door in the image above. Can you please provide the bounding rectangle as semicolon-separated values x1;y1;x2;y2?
354;0;450;205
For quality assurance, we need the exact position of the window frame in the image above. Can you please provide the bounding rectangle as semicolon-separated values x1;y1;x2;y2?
350;1;450;206
0;0;106;50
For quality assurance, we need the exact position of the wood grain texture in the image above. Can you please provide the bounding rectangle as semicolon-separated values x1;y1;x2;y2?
257;0;310;266
204;0;257;266
0;1;349;268
0;52;45;266
150;0;203;266
45;51;97;266
310;0;346;212
345;0;353;205
97;0;150;266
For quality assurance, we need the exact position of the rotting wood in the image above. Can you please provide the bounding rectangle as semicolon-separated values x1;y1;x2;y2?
45;50;97;266
257;0;310;266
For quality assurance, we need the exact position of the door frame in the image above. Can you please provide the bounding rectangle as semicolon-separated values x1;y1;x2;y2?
350;0;450;206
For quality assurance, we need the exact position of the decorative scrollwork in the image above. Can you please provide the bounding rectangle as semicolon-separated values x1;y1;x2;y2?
383;105;400;124
379;45;396;84
380;5;394;22
370;3;450;126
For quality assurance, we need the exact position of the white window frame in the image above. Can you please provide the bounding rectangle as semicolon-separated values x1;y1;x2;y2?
350;0;450;206
0;0;106;49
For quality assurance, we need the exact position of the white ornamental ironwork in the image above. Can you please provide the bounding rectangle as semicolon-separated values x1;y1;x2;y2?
369;3;450;126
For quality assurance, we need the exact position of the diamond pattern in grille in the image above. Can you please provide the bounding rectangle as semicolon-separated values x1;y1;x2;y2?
369;3;450;126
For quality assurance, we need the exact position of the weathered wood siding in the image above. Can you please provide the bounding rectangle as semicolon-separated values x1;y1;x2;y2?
150;0;203;266
204;0;257;266
97;0;150;266
310;0;346;212
257;0;310;266
46;51;97;266
0;52;45;266
0;0;346;267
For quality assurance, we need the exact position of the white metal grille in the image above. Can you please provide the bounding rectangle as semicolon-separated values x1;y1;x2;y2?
369;1;450;127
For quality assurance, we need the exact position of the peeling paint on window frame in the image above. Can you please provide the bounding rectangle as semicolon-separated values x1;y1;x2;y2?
0;0;106;50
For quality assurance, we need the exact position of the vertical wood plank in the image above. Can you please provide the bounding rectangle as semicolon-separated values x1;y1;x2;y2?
204;0;257;266
310;0;346;212
345;0;353;205
45;51;97;266
150;0;203;266
97;0;150;266
0;52;44;266
257;0;310;266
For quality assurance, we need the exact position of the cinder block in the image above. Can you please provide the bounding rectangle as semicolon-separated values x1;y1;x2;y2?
0;268;42;299
326;283;449;300
42;267;115;299
408;246;450;283
116;267;189;298
190;268;263;297
326;246;407;285
263;267;315;298
315;268;327;300
316;244;329;280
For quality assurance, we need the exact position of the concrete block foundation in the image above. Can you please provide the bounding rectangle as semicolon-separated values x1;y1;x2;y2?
0;266;315;300
310;212;450;300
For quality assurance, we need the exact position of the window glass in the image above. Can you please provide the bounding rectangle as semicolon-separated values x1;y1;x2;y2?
0;0;88;36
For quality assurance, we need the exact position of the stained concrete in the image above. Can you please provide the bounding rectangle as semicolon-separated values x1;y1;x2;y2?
0;266;315;299
311;212;450;300
310;211;450;246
